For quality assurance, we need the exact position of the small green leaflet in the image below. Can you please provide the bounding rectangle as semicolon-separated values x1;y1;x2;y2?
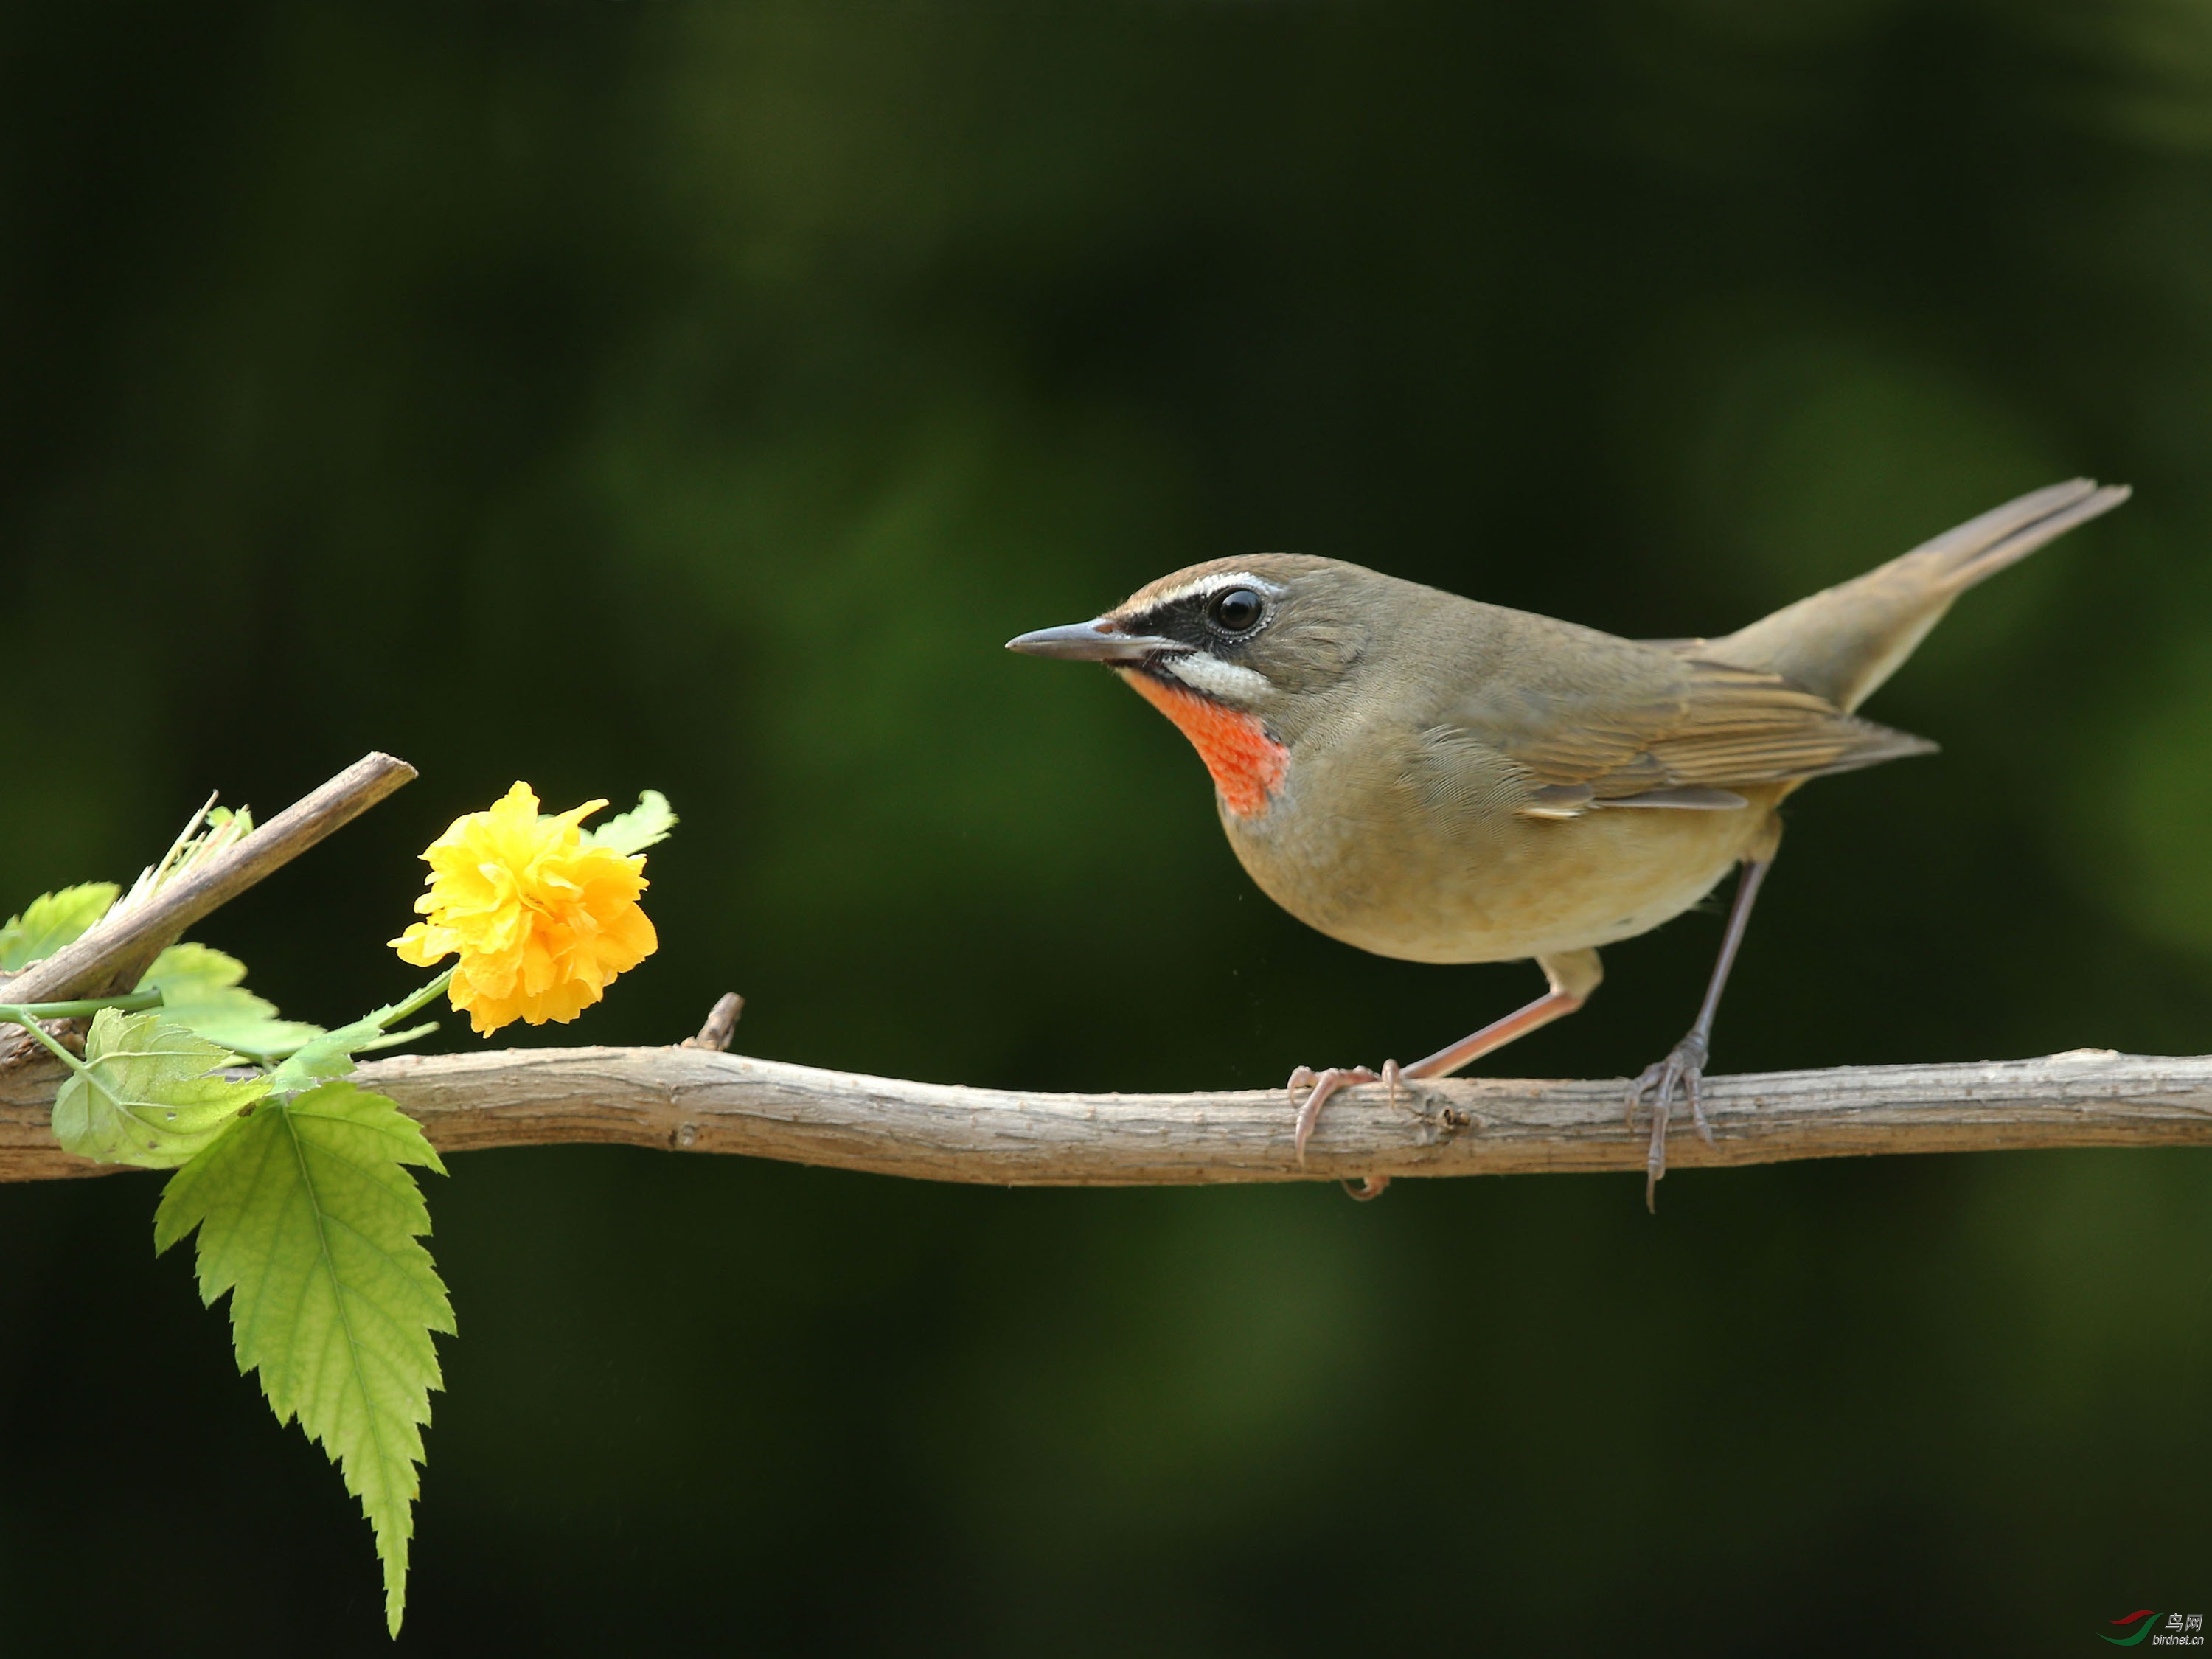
262;999;439;1097
0;883;119;972
581;789;677;855
155;1082;453;1638
136;942;325;1057
49;1008;269;1167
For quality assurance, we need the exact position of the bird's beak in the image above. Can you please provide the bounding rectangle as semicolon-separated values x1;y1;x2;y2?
1004;616;1178;663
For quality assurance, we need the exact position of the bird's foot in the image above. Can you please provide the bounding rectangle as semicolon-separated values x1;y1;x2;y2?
1289;1059;1400;1201
1624;1032;1712;1212
1287;1060;1400;1161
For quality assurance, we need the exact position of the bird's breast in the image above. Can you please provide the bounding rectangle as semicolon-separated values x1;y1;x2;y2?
1219;722;1783;964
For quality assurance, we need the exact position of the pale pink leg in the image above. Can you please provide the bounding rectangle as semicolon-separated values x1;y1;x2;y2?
1397;989;1589;1081
1287;949;1601;1179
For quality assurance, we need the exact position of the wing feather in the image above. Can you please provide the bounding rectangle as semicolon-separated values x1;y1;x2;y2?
1432;647;1934;815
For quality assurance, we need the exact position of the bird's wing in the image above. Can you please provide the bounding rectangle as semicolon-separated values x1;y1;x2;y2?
1643;658;1937;789
1438;651;1935;814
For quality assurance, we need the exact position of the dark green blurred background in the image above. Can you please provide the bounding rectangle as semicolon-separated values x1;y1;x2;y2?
4;1;2210;1652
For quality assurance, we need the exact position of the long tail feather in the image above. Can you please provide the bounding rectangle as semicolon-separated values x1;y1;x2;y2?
1706;479;2129;712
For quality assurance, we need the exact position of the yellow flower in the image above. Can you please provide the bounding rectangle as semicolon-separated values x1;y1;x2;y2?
391;782;658;1036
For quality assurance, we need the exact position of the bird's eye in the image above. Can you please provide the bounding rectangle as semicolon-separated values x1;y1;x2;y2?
1208;587;1265;633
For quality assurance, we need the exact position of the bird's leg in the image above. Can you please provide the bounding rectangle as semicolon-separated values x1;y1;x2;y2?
1627;856;1773;1211
1288;948;1601;1164
1399;947;1603;1081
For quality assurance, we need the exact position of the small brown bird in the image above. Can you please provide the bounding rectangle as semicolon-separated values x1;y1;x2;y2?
1009;479;2129;1206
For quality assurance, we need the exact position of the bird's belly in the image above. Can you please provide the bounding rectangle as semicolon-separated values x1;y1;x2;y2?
1226;793;1781;966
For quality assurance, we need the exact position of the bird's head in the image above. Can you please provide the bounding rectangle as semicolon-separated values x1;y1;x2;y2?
1007;555;1378;819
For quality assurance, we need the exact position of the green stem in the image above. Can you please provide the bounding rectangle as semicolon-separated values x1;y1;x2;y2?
249;967;456;1063
378;967;456;1031
0;987;167;1075
0;1012;91;1076
0;990;164;1021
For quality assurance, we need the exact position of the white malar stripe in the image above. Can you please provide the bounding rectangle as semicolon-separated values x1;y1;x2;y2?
1138;569;1287;612
1162;653;1273;703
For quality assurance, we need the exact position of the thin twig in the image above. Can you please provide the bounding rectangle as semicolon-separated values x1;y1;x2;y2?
680;993;744;1052
3;1037;2207;1186
0;754;416;1009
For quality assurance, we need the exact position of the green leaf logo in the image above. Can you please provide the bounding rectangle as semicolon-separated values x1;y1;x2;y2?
155;1082;454;1635
2103;1611;2161;1646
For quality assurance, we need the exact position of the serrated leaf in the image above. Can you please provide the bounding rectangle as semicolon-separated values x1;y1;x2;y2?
155;1082;452;1637
581;789;676;855
0;883;120;973
50;1008;270;1167
136;942;325;1057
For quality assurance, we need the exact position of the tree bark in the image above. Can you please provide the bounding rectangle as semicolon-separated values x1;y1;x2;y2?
4;1042;2208;1186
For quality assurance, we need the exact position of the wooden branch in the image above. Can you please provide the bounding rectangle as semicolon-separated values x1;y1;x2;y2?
4;1038;2209;1186
1;756;2197;1191
0;753;417;1007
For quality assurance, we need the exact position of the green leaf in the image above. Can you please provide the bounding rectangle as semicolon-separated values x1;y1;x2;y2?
262;1017;381;1096
155;1082;452;1637
259;973;450;1096
50;1008;269;1167
136;942;324;1057
0;883;120;973
262;1011;426;1098
582;789;677;854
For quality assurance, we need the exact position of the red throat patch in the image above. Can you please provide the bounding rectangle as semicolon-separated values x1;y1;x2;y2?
1119;669;1288;818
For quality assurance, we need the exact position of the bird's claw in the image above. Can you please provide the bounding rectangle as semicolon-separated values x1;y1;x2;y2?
1292;1057;1407;1212
1624;1032;1712;1211
1288;1061;1401;1161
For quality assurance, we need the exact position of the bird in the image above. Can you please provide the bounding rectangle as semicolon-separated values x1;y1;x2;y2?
1006;479;2130;1207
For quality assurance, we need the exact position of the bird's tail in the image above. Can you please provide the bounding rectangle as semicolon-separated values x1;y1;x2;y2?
1705;479;2130;713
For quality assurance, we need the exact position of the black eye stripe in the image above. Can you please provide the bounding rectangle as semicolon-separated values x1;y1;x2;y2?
1119;582;1272;646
